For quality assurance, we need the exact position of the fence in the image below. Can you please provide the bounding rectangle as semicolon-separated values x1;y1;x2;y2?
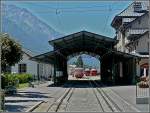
136;84;149;98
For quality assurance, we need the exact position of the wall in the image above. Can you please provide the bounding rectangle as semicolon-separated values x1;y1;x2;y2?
136;33;149;53
38;62;54;80
11;53;38;76
11;52;54;80
124;13;149;53
127;13;148;29
116;30;125;52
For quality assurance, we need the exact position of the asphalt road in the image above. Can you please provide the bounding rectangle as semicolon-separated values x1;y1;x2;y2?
4;79;149;112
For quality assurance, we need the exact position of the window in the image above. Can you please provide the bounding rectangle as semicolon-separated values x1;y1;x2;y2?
133;2;142;12
18;64;27;73
138;20;141;24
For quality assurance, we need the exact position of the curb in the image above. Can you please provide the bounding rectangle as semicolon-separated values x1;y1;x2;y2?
25;101;44;112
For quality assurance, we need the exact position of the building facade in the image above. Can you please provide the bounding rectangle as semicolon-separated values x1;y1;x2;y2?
112;1;149;77
11;48;54;80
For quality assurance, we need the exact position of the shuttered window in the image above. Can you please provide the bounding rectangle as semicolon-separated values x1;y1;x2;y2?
18;64;27;73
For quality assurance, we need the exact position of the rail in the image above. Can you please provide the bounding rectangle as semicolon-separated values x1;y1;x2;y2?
91;81;122;112
31;82;75;112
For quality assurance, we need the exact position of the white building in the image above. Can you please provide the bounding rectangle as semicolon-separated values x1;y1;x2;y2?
11;48;54;80
67;64;76;75
112;1;149;77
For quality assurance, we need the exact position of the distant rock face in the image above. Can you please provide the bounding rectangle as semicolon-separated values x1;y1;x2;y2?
2;4;62;54
1;4;100;67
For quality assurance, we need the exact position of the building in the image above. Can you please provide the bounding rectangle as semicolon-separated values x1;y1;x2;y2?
111;1;149;77
67;64;76;75
11;48;54;81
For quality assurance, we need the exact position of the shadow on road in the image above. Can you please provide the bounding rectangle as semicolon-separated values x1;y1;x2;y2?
6;91;50;99
47;80;135;88
5;104;28;112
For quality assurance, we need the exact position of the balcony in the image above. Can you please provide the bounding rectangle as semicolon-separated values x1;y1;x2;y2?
126;28;148;40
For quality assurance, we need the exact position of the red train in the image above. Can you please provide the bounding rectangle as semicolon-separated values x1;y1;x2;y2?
73;68;98;78
90;69;97;76
84;69;90;76
73;68;84;78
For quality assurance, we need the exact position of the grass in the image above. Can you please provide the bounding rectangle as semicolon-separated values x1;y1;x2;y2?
18;83;29;89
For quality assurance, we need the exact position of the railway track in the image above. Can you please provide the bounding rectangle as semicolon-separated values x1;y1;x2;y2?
89;81;105;112
31;82;75;112
90;80;123;112
90;80;140;112
31;80;140;112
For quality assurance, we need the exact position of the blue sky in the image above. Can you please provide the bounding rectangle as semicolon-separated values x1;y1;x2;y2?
3;0;133;38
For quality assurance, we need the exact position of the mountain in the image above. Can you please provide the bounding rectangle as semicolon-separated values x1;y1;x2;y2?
2;4;100;67
2;4;62;54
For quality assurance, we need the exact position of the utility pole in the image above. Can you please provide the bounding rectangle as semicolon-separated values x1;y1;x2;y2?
148;0;150;109
0;41;1;109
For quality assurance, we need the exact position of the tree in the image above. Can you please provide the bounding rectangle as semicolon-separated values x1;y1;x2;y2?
0;33;22;72
76;55;83;68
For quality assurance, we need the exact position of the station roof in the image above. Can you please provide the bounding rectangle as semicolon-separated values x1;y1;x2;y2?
30;48;139;64
49;31;117;47
30;31;139;63
47;31;120;57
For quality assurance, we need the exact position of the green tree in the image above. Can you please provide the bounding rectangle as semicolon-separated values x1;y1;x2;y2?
0;33;22;72
76;55;83;68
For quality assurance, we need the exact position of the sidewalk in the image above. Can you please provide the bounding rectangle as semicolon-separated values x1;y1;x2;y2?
109;85;149;112
4;81;53;112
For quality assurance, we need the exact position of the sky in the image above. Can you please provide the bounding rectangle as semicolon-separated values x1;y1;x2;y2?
3;0;133;38
2;0;134;68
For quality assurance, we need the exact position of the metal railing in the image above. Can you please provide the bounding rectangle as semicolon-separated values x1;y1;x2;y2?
136;82;149;98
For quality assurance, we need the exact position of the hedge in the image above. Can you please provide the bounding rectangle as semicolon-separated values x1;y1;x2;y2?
1;73;33;89
15;73;33;83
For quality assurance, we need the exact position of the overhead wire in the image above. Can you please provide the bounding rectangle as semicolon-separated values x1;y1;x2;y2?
55;1;64;31
33;8;123;13
103;5;111;33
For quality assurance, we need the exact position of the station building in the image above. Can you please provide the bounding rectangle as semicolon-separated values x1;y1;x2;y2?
111;1;149;77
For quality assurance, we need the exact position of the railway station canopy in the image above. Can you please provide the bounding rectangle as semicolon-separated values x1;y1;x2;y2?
31;31;139;85
31;31;138;63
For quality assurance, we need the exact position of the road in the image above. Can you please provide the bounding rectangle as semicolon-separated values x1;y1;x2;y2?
31;80;143;112
5;79;149;112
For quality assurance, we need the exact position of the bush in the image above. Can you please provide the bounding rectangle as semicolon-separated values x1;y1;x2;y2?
2;73;33;88
3;73;19;87
15;73;33;83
